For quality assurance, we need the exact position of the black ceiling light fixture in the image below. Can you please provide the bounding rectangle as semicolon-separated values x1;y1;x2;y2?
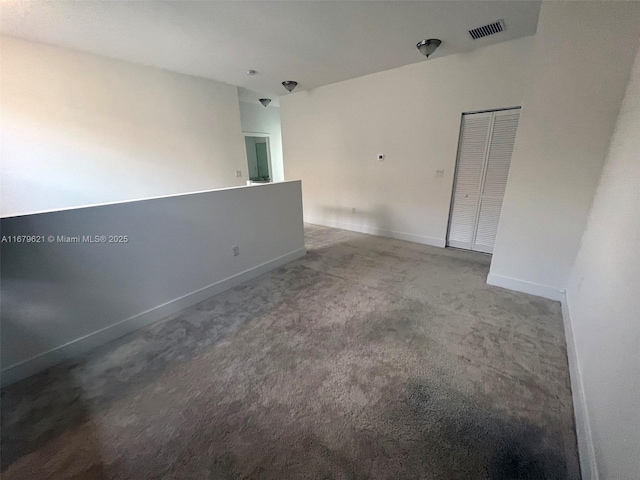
282;81;298;93
416;39;442;58
259;98;272;107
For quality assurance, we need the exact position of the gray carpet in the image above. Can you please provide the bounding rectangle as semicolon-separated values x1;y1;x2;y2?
1;225;580;479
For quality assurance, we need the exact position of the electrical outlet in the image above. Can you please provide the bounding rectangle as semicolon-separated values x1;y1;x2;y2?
235;170;242;178
377;154;385;162
232;245;240;256
352;207;357;213
435;169;445;178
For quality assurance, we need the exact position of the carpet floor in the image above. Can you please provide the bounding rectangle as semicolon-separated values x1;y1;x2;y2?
1;225;580;479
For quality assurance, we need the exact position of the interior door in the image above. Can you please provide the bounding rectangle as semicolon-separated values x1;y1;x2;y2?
447;112;493;251
447;108;520;253
473;110;520;253
255;142;270;180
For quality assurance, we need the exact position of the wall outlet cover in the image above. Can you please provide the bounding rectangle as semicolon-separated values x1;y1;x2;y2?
235;170;243;177
232;245;240;256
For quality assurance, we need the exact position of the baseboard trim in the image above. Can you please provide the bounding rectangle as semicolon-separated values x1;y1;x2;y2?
486;273;565;301
561;292;598;480
305;216;445;248
1;247;307;387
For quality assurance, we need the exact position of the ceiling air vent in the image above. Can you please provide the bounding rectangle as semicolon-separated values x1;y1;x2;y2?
468;19;505;40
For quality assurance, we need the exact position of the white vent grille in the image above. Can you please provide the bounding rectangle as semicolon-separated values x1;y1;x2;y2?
469;20;505;40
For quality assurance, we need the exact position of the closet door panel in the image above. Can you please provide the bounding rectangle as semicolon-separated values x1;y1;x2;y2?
447;113;492;249
482;111;519;197
472;110;520;253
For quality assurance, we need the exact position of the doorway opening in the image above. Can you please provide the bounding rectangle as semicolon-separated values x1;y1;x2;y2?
446;107;521;254
244;134;272;183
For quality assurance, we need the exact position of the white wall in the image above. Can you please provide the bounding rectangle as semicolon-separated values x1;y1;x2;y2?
0;181;306;385
0;36;248;217
238;100;284;182
280;36;533;247
489;2;640;298
565;46;640;480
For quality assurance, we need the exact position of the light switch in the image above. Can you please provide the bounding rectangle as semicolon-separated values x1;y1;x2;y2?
435;169;445;178
377;154;385;161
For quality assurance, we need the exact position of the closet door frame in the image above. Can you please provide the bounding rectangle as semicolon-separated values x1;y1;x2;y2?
446;106;521;253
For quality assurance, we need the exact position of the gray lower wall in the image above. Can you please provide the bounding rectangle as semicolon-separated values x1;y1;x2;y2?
1;181;305;385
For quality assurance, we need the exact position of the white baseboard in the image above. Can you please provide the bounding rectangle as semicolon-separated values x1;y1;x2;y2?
561;292;598;480
305;216;445;248
1;248;307;387
486;273;565;301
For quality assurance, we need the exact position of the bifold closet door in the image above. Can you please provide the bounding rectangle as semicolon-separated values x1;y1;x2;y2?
447;109;520;253
447;112;493;251
473;109;520;253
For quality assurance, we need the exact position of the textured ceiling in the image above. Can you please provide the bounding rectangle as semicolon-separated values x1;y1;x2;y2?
1;1;541;100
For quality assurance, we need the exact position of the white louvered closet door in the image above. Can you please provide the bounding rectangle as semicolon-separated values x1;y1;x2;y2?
447;108;520;253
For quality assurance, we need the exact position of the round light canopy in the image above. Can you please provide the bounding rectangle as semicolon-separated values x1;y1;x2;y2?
282;81;298;92
416;39;442;58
